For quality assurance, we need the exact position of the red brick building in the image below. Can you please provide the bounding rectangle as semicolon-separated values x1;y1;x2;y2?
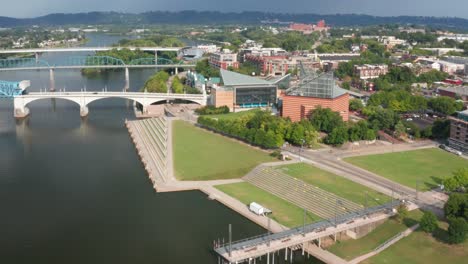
282;93;349;122
281;71;349;121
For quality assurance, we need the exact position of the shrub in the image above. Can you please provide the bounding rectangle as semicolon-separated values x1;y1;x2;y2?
420;211;438;233
447;217;467;244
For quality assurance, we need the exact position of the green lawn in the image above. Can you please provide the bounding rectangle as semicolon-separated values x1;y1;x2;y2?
205;109;261;120
345;148;468;191
277;163;391;206
216;182;321;228
328;210;423;260
172;120;273;181
363;221;468;264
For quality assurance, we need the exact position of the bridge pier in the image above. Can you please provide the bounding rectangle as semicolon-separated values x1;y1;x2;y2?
80;106;89;117
175;67;178;75
13;97;30;118
49;68;55;91
35;53;39;63
124;67;130;91
154;52;158;64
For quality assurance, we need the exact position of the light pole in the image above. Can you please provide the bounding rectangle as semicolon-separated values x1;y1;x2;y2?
299;138;305;161
334;199;342;227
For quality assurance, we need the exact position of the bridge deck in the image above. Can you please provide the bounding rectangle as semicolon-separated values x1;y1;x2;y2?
215;201;399;262
0;47;182;53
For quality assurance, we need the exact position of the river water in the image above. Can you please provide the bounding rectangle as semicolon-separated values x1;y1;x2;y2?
0;33;320;264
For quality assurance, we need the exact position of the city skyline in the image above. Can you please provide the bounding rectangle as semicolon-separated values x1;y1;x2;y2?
1;0;468;19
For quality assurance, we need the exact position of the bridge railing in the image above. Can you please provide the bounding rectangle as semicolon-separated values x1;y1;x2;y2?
214;200;401;252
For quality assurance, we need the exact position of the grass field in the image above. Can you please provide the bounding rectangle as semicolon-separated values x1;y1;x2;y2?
172;120;273;181
216;182;321;228
277;163;391;206
205;109;261;120
363;221;468;264
328;210;423;260
345;148;468;191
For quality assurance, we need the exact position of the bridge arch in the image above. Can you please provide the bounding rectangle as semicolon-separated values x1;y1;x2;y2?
67;56;126;67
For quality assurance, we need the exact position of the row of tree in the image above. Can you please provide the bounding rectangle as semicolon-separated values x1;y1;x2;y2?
197;111;319;149
143;71;169;93
195;106;230;115
309;107;377;146
365;89;463;115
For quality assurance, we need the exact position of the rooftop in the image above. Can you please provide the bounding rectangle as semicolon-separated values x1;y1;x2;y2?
438;86;468;96
220;69;275;87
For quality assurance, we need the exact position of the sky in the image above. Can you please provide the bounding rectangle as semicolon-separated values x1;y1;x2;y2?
1;0;467;19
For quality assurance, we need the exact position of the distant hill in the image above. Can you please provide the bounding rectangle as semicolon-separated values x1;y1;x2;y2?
1;11;468;30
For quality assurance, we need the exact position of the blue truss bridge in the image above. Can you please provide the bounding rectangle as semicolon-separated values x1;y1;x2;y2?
0;80;30;98
0;56;195;71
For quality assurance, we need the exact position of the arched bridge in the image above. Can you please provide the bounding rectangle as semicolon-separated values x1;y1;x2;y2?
13;91;207;118
0;56;194;71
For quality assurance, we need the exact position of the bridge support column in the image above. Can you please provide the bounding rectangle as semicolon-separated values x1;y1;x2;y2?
175;67;178;75
49;68;56;91
35;53;39;63
154;52;158;64
124;67;130;91
13;97;29;118
80;106;89;117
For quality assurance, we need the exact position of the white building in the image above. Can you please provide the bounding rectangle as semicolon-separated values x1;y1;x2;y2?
196;44;219;54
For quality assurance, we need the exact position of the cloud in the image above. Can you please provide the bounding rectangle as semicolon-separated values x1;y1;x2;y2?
1;0;467;19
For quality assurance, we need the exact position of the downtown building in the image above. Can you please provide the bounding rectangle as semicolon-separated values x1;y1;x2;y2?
448;110;468;153
211;69;287;110
281;69;349;122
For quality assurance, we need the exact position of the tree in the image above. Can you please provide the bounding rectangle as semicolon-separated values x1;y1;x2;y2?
394;204;409;223
444;193;467;219
394;121;406;137
171;76;184;93
429;96;461;115
309;107;344;133
349;99;364;111
143;71;169;93
443;168;468;192
447;217;467;244
420;211;438;233
432;119;451;139
369;108;398;130
325;126;349;146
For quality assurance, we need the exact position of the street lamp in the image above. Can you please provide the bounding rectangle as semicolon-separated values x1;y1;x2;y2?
299;138;305;161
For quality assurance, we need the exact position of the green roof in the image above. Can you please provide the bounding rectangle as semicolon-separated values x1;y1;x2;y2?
220;69;275;87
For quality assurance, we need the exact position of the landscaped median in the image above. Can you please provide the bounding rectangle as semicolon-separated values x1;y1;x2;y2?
344;148;468;191
215;182;321;228
172;120;274;181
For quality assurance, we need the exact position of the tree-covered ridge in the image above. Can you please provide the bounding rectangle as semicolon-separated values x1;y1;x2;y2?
116;36;185;47
3;11;468;30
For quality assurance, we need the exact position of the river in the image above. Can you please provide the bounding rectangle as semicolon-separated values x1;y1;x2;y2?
0;33;320;264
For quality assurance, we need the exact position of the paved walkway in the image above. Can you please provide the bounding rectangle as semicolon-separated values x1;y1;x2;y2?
305;244;348;264
349;224;420;264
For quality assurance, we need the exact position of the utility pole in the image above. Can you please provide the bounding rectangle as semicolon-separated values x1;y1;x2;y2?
228;224;232;258
303;208;306;236
365;191;368;216
267;217;271;246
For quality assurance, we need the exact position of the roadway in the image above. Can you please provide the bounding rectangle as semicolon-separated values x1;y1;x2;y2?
283;142;447;215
